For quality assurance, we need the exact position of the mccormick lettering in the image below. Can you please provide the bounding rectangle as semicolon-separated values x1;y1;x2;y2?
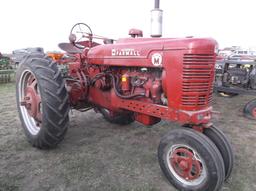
111;49;140;56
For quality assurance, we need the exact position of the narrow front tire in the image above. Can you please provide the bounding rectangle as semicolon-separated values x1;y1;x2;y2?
204;126;234;180
158;127;225;191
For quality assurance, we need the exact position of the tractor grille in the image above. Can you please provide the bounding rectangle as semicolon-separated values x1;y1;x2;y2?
182;54;215;108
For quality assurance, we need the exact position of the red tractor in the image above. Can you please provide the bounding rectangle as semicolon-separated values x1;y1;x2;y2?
16;23;233;191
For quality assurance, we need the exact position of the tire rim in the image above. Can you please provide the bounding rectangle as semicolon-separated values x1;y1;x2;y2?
167;144;207;186
19;70;42;135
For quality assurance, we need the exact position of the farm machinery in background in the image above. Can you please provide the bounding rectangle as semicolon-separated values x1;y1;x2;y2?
15;1;233;190
0;52;14;83
12;47;44;66
215;59;256;119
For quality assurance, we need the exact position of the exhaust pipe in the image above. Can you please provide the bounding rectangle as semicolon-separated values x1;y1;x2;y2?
151;0;163;37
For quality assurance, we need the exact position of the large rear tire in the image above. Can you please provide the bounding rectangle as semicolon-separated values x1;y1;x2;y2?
204;126;234;180
16;54;69;149
158;127;225;191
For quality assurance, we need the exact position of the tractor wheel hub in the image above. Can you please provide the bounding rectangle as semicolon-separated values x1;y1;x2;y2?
170;147;202;181
20;72;42;123
23;86;38;118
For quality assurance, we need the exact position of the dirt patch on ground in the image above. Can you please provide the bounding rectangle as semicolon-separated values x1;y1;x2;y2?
0;83;256;191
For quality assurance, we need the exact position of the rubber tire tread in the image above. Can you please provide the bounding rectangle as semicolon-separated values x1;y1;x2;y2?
158;127;225;191
16;53;69;149
204;126;234;180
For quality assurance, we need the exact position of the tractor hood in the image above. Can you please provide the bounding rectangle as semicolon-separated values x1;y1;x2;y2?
87;37;217;67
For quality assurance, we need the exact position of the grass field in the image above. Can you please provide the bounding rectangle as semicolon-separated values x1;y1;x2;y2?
0;82;256;191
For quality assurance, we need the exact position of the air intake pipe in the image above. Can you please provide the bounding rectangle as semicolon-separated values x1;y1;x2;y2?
151;0;163;37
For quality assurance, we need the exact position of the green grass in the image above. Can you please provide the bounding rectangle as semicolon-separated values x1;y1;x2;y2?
0;82;15;93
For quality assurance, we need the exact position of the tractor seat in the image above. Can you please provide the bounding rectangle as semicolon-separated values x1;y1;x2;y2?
58;43;82;54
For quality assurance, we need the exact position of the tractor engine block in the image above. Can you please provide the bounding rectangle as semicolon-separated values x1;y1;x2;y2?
118;68;163;104
62;62;164;110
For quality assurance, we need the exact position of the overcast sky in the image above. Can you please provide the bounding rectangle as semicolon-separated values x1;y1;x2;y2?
0;0;255;53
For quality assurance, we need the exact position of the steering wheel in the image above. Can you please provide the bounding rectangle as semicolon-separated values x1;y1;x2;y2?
69;23;93;49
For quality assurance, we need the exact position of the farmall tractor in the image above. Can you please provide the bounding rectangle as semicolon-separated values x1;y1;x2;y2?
16;6;233;191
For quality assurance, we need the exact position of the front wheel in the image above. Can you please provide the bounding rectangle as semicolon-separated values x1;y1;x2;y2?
204;126;234;180
158;128;225;191
16;54;69;149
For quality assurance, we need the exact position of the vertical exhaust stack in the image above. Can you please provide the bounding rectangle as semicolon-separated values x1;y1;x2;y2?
151;0;163;37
